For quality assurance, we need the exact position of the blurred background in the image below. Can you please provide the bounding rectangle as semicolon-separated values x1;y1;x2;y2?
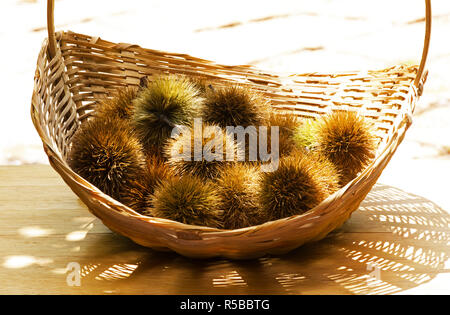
0;0;449;166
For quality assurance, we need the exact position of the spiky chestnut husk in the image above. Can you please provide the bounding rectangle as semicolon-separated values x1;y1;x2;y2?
95;86;139;121
259;151;340;221
164;124;238;179
202;84;270;128
150;175;222;228
215;163;266;229
236;112;299;165
262;112;301;158
68;117;145;201
145;144;169;162
188;76;214;96
293;118;319;150
132;74;203;152
121;156;175;215
314;111;377;186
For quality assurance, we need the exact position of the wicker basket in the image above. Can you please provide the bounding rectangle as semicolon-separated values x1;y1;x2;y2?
31;0;432;259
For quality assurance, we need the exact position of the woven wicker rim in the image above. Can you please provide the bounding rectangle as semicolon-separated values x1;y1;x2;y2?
30;1;432;259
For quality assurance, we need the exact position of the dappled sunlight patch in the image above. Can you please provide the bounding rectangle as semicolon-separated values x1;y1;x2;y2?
65;230;88;241
65;221;95;242
80;263;101;278
276;273;306;289
327;272;402;295
3;255;35;269
51;267;68;275
213;270;247;288
94;263;139;281
3;255;52;269
18;226;53;238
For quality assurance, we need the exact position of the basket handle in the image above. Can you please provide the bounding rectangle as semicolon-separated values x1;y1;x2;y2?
47;0;56;59
414;0;432;89
46;0;431;89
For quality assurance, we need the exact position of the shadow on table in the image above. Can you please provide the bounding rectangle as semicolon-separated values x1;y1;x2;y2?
74;184;450;295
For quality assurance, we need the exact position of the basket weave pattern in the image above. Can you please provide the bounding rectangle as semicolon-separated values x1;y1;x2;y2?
31;1;430;259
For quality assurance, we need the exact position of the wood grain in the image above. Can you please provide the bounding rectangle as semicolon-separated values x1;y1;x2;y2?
0;165;448;294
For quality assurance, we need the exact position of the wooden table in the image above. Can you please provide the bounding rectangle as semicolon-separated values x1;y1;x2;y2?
0;164;449;295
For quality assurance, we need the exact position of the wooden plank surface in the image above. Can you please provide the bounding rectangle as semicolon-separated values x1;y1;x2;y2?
0;164;448;295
